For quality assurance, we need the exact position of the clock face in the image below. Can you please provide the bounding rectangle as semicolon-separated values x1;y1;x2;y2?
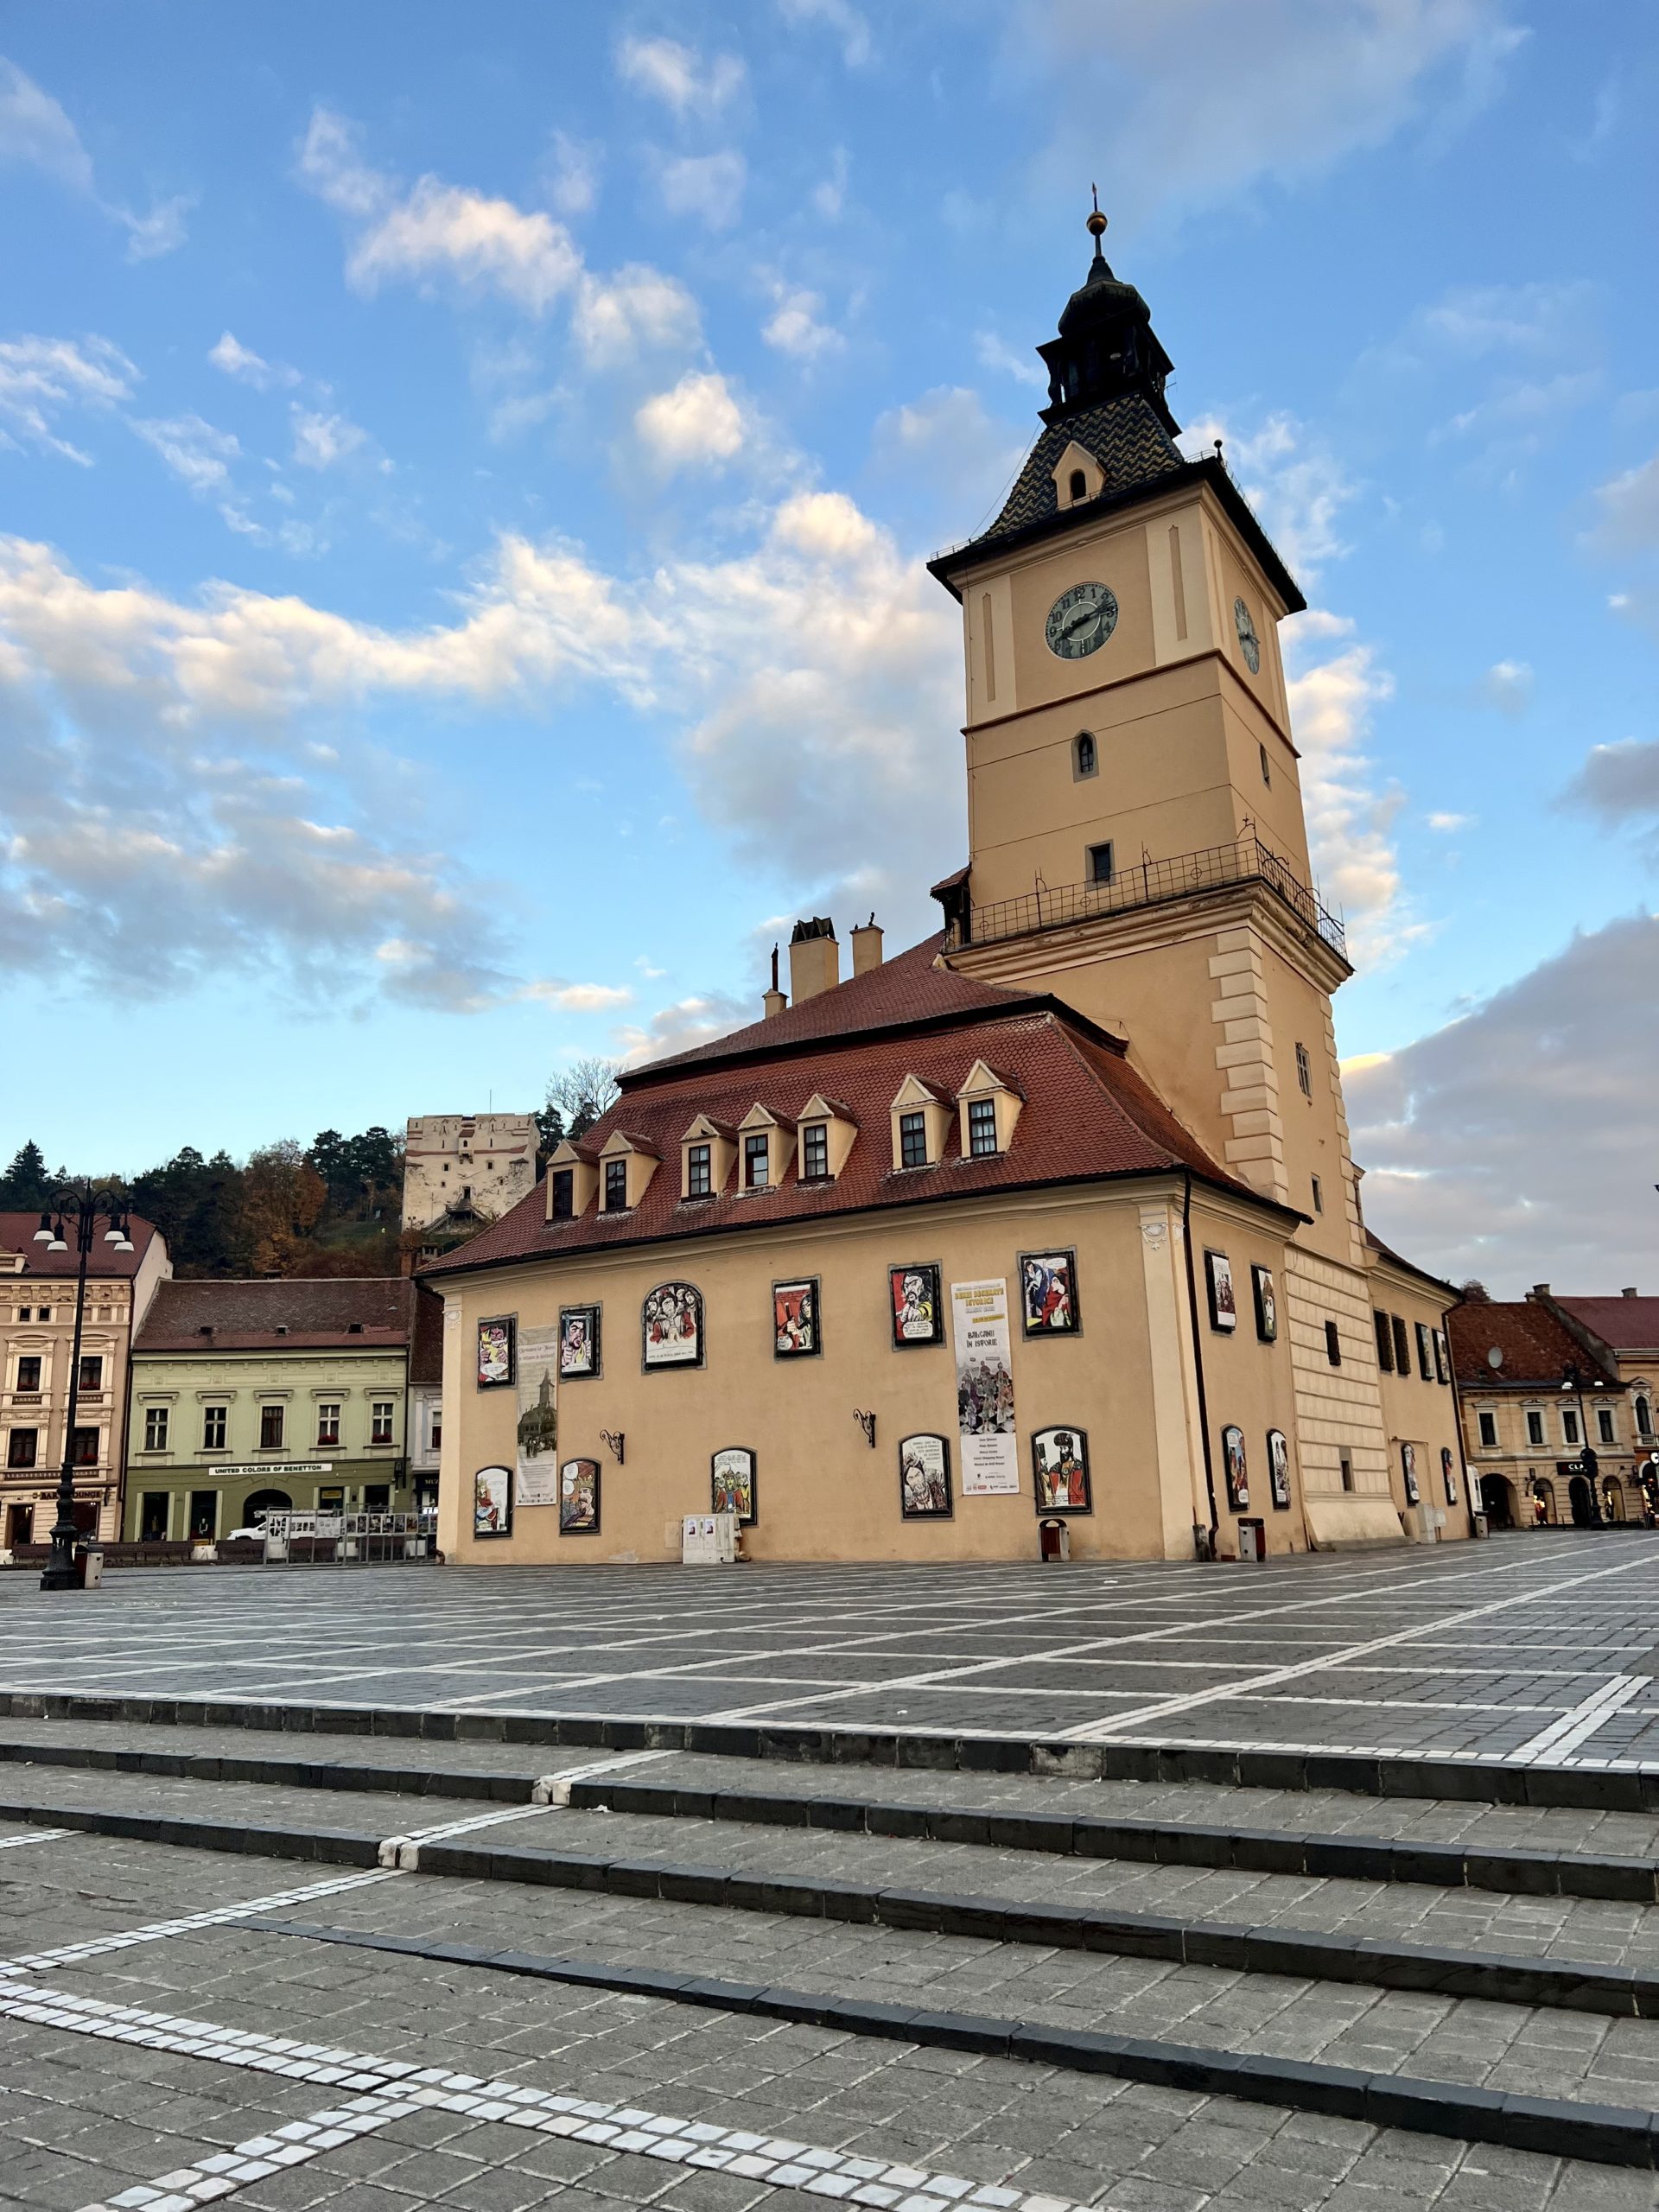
1234;596;1262;674
1046;581;1118;660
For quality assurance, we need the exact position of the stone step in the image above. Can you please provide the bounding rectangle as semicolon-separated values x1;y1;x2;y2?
4;1685;1656;1809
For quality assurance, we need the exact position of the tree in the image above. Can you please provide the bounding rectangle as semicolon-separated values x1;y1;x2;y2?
534;1103;564;1164
546;1058;620;1141
0;1141;52;1210
240;1141;327;1274
1458;1280;1491;1304
128;1147;252;1276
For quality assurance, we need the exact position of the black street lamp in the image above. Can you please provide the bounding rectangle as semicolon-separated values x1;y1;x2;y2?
35;1181;133;1592
1560;1362;1601;1526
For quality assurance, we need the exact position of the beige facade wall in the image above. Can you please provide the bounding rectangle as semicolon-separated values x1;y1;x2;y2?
1368;1262;1467;1540
1283;1245;1400;1546
436;1175;1330;1569
403;1114;537;1234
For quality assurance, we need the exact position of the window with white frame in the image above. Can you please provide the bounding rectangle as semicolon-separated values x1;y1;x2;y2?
1526;1408;1545;1446
1597;1406;1616;1445
144;1405;169;1452
800;1123;829;1180
967;1096;999;1157
687;1142;713;1197
259;1403;284;1451
899;1110;928;1169
743;1133;769;1189
316;1402;340;1447
1562;1408;1580;1446
201;1404;226;1452
604;1158;628;1211
371;1401;395;1446
1478;1410;1498;1448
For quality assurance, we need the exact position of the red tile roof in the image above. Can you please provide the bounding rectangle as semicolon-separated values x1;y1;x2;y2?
629;932;1046;1083
1554;1297;1659;1359
1446;1299;1624;1392
423;995;1294;1284
408;1281;446;1385
0;1211;162;1281
136;1276;416;1353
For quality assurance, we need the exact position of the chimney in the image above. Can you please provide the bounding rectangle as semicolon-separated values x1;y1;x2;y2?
850;912;884;977
762;943;787;1020
1531;1282;1550;1299
1624;1287;1639;1299
788;916;839;1003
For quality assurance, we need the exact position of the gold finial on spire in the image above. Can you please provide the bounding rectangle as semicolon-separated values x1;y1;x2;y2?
1086;182;1108;248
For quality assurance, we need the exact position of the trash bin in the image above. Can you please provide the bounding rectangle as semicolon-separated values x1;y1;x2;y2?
76;1548;104;1589
1039;1518;1071;1562
1236;1517;1265;1562
1471;1510;1489;1540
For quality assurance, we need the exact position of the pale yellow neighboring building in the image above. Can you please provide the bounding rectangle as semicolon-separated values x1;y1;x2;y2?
427;214;1467;1566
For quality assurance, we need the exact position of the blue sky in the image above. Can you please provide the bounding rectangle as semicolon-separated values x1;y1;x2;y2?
2;2;1656;1288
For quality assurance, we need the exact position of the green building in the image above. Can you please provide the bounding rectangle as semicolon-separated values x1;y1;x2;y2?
124;1278;434;1541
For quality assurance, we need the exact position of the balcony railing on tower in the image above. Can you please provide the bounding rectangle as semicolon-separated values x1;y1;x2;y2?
944;833;1346;959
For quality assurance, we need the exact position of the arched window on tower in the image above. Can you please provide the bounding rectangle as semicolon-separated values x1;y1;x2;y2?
1075;731;1096;778
1068;468;1088;503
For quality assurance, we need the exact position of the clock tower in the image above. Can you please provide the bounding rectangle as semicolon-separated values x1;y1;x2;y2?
930;207;1392;1518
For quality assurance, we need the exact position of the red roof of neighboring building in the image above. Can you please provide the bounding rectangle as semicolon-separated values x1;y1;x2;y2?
135;1276;415;1353
1554;1296;1659;1359
0;1211;162;1280
423;995;1295;1284
1446;1299;1624;1392
629;933;1048;1083
408;1282;446;1384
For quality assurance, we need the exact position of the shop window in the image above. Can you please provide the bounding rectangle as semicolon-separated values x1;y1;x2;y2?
364;1484;391;1512
188;1491;218;1541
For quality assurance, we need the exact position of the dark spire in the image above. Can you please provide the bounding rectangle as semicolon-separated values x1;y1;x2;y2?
1034;196;1178;435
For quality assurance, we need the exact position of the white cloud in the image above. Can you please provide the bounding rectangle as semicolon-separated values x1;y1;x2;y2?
1480;658;1533;714
661;149;747;232
208;331;300;391
544;129;599;218
0;334;134;461
1592;451;1659;556
1014;0;1524;225
871;387;1027;530
1182;410;1357;580
131;412;240;495
615;35;745;117
975;329;1046;389
763;283;843;360
635;372;747;471
290;407;370;470
518;979;634;1012
812;146;850;221
778;0;873;67
299;107;581;315
571;264;702;369
1346;913;1659;1288
1427;810;1474;832
1283;611;1416;963
1560;736;1659;866
0;55;188;258
613;991;753;1066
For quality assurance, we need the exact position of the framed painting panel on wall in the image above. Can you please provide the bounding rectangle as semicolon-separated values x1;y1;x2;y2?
1441;1446;1459;1505
474;1463;513;1539
772;1279;820;1358
1433;1329;1451;1383
558;1305;601;1380
1205;1253;1237;1333
477;1316;515;1389
1019;1249;1078;1337
1221;1424;1249;1511
889;1262;943;1348
642;1281;703;1369
1402;1441;1421;1504
899;1433;952;1518
1268;1427;1291;1510
711;1446;756;1525
1252;1265;1278;1343
558;1458;601;1535
1031;1426;1090;1514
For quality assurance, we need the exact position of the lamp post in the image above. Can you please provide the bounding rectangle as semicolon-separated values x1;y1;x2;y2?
1560;1362;1601;1527
35;1181;133;1592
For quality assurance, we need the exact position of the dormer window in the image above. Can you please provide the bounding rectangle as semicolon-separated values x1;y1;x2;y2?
604;1160;628;1211
899;1111;928;1169
744;1133;770;1189
801;1122;829;1180
550;1169;575;1219
889;1076;951;1172
1068;467;1087;503
956;1060;1023;1159
687;1143;712;1198
967;1098;998;1157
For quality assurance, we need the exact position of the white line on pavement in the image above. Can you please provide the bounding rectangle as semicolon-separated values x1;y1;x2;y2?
1510;1675;1648;1764
4;1868;400;1974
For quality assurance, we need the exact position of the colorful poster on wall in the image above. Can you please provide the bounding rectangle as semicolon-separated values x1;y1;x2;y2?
951;1276;1018;1495
711;1446;756;1524
1032;1426;1090;1512
1268;1428;1291;1510
890;1263;943;1347
643;1281;702;1367
1019;1249;1077;1336
558;1306;601;1379
899;1433;952;1518
1252;1266;1278;1343
515;1325;560;1503
474;1463;512;1538
477;1315;515;1388
1221;1424;1249;1511
772;1280;819;1358
558;1458;600;1534
1441;1446;1459;1505
1402;1441;1421;1504
1205;1255;1237;1333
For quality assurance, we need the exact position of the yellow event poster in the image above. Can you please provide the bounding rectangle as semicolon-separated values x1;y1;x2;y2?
950;1277;1018;1495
